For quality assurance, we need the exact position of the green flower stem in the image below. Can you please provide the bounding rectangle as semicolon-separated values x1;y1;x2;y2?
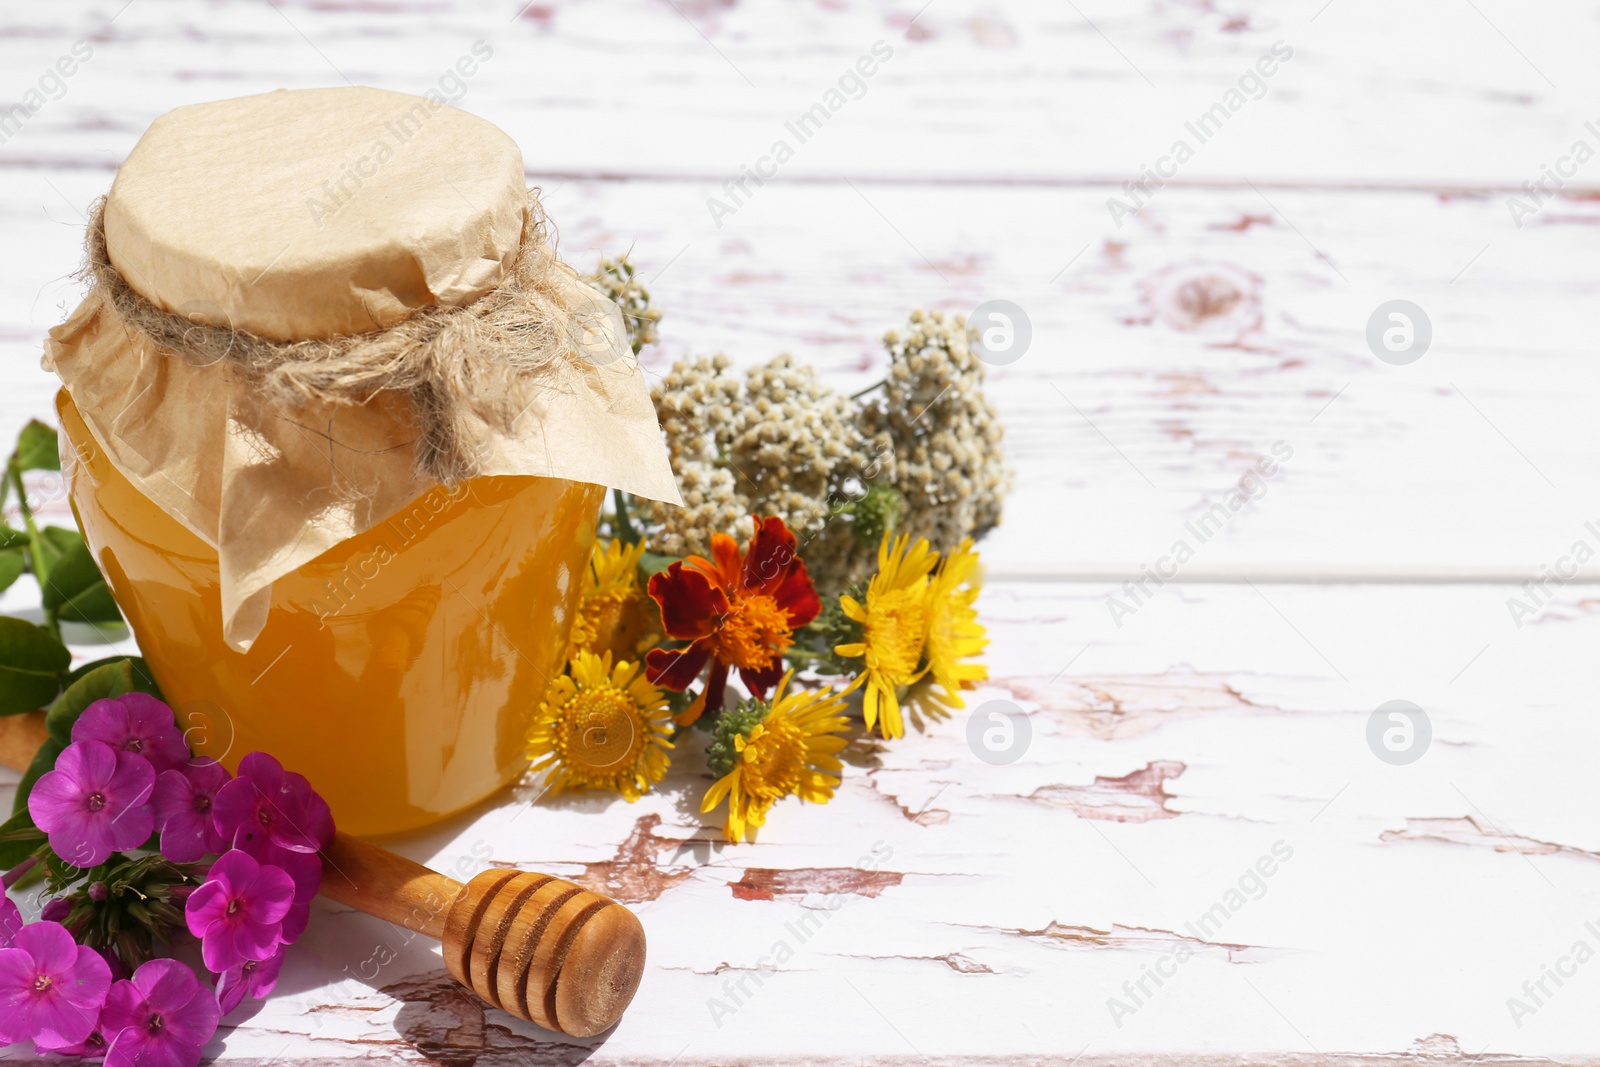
612;488;641;546
8;463;58;644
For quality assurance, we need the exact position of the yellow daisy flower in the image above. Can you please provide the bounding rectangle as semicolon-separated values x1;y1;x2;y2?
908;538;989;722
566;538;661;664
528;650;673;801
700;674;851;843
833;532;940;739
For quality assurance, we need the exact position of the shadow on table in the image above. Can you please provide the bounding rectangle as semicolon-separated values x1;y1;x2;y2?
383;971;604;1067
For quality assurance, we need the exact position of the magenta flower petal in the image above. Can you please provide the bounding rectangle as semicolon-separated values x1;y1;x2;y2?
182;878;228;940
0;922;111;1047
152;759;230;863
34;1026;108;1058
134;959;197;1018
151;772;206;863
0;947;36;1044
191;762;231;852
29;766;92;819
283;769;335;851
208;777;253;853
227;919;280;968
260;842;321;905
247;947;285;997
234;751;283;788
103;752;157;839
31;741;117;829
198;928;239;975
205;850;255;894
94;947;128;985
217;945;285;1015
101;959;218;1067
149;987;220;1052
31;741;155;868
197;919;281;975
16;920;78;974
244;868;295;924
150;770;188;822
214;752;328;855
0;895;22;948
55;981;111;1044
73;693;189;775
185;850;293;972
279;901;311;943
214;971;248;1017
44;810;100;868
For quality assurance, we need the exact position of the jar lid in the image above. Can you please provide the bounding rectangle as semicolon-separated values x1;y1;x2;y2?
103;86;527;341
49;87;682;652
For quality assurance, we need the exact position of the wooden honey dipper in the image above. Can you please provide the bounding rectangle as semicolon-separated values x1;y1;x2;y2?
0;712;645;1038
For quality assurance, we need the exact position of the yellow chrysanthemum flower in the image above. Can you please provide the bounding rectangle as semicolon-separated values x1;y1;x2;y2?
908;538;989;722
700;674;851;843
833;532;940;739
528;650;673;801
566;538;661;664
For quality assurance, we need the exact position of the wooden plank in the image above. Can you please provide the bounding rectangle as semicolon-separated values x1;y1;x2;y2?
3;1;1596;579
0;0;1593;186
1;579;1591;1064
7;171;1600;581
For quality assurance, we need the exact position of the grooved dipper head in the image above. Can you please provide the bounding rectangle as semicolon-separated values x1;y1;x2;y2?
442;869;646;1037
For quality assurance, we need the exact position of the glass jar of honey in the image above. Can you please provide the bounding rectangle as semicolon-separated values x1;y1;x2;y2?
60;389;603;835
45;88;677;835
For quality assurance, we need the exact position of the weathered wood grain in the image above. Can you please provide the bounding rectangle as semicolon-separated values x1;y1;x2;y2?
7;174;1600;584
4;3;1597;582
0;0;1593;185
3;577;1595;1064
0;1;1593;1063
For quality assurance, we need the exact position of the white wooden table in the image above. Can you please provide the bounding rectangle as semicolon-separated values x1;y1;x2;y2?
4;1;1600;1062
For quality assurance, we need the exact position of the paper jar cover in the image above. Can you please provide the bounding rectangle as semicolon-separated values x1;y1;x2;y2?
43;87;681;650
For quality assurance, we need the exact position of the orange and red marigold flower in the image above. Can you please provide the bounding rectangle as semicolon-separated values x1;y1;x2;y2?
645;516;822;725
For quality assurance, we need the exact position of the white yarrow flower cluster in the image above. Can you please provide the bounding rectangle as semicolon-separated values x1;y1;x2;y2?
646;355;866;566
728;355;864;539
637;310;1009;594
861;310;1010;554
587;255;661;355
648;354;746;558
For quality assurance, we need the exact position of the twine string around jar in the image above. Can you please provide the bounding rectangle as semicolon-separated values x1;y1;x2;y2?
82;190;595;487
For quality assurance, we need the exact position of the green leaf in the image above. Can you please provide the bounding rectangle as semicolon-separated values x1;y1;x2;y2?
11;736;63;817
59;586;124;626
638;551;680;581
0;617;69;717
0;549;24;594
45;659;134;746
12;420;59;473
129;658;162;700
0;526;28;552
65;656;161;700
0;808;45;869
40;534;122;625
35;525;83;577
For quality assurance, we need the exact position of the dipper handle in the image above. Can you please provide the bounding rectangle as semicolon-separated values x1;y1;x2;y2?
0;713;645;1038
